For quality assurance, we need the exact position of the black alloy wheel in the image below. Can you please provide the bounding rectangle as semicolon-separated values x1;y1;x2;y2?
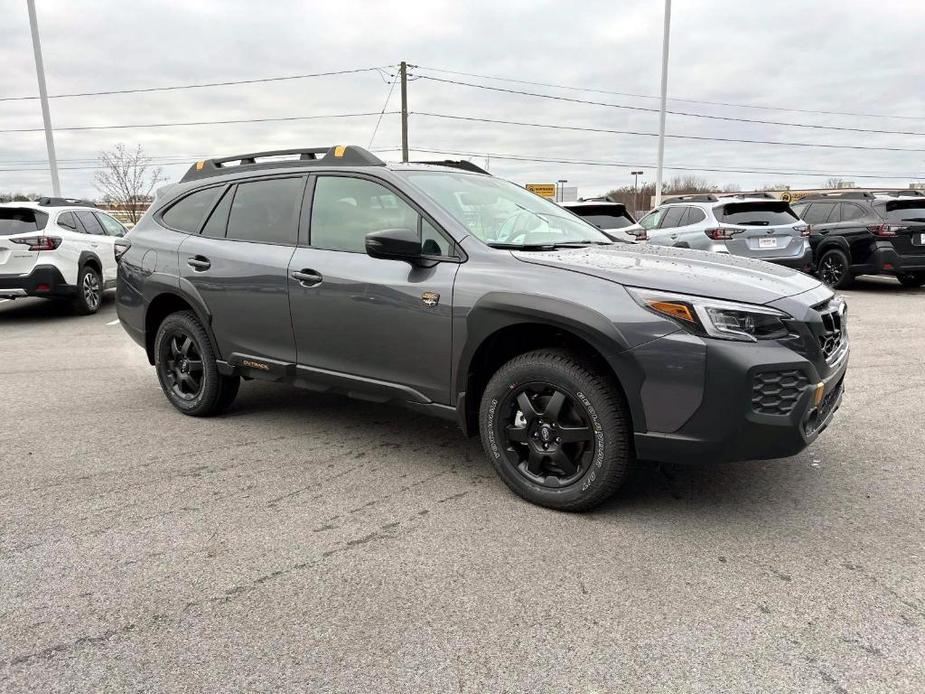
163;331;205;401
818;249;851;289
500;382;595;488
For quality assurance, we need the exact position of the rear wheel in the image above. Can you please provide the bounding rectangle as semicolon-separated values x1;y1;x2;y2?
897;273;925;288
479;349;633;511
817;248;852;289
154;310;239;416
72;265;102;315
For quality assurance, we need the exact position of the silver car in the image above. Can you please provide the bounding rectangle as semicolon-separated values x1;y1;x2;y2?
637;194;813;270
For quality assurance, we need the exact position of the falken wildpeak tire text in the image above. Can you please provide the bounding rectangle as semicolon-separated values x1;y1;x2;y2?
479;348;633;511
154;310;240;417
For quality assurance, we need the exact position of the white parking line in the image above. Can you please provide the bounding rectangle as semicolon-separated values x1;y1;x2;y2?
106;319;120;326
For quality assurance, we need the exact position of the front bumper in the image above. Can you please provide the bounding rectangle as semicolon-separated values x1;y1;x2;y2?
0;265;76;299
634;338;848;465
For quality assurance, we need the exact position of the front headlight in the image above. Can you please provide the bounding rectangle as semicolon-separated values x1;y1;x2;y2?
627;287;791;342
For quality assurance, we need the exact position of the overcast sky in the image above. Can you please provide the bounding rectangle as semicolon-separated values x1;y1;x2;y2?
2;0;924;199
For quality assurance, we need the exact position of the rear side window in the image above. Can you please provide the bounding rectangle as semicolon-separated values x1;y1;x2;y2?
802;202;836;224
76;211;105;235
0;208;47;235
660;206;686;229
568;205;634;230
878;200;925;223
226;177;303;245
162;187;222;233
716;202;798;226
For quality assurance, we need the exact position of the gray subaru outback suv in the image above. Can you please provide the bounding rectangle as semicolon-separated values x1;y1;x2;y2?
116;145;848;511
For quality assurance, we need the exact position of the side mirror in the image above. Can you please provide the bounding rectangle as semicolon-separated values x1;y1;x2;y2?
365;228;422;262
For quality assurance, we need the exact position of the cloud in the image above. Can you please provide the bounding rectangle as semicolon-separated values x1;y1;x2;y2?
1;0;923;199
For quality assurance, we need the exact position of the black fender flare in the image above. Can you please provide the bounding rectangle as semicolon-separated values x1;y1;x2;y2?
453;292;647;434
77;250;103;275
815;236;851;260
142;277;222;363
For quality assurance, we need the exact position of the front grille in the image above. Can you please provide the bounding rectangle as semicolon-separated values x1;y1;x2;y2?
751;369;810;415
813;298;848;364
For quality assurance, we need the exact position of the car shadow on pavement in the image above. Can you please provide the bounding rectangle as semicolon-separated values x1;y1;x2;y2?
222;381;818;517
844;276;922;293
0;293;116;321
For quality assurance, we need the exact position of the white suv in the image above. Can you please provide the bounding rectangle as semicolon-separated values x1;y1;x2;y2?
0;197;126;314
634;193;813;271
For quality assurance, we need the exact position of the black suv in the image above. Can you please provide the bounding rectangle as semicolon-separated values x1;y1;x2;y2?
792;191;925;289
116;145;848;511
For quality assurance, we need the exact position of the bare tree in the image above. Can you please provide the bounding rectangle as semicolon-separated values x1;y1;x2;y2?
825;177;847;190
94;144;165;223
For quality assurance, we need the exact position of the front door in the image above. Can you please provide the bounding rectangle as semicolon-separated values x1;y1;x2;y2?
288;174;459;405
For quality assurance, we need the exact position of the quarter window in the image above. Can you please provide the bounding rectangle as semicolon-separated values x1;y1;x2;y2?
686;207;706;224
201;187;233;238
162;187;222;233
311;176;420;253
57;211;78;231
226;177;303;245
839;204;866;222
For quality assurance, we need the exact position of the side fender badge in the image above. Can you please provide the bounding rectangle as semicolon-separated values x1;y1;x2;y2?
421;291;440;307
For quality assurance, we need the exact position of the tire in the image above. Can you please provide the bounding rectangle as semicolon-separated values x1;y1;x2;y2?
72;264;102;315
479;349;633;511
817;248;853;289
153;310;240;416
897;273;925;288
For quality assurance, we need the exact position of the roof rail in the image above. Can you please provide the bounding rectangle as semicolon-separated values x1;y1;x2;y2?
663;194;718;203
869;189;924;198
800;191;874;200
180;145;385;183
716;192;777;200
36;196;98;208
411;159;490;175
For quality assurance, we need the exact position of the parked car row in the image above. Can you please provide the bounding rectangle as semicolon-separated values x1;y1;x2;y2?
562;190;925;289
0;197;128;313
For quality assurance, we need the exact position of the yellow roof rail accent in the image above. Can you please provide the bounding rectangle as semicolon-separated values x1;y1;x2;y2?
333;145;346;157
195;161;205;170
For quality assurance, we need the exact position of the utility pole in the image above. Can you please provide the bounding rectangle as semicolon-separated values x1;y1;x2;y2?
654;0;671;207
631;170;643;215
400;61;409;163
27;0;60;196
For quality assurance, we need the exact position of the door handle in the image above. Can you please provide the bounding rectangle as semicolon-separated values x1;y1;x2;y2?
187;256;211;271
291;269;323;286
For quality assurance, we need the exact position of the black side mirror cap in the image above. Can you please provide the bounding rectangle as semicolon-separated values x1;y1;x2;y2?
365;228;422;262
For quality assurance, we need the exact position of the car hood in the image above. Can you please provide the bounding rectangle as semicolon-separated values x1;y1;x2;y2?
512;243;823;305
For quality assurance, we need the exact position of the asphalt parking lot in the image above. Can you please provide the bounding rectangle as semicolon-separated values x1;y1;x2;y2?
1;278;923;693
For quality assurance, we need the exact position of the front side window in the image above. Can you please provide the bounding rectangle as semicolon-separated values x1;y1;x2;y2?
95;212;127;236
310;176;420;253
162;187;222;233
226;177;304;245
403;172;612;248
638;209;664;230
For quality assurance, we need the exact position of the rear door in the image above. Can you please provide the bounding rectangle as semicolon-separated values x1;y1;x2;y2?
0;207;47;277
74;210;118;281
718;201;804;260
174;177;304;365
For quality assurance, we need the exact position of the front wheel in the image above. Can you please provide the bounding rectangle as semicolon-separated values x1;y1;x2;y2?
897;273;925;288
154;310;240;416
479;349;633;511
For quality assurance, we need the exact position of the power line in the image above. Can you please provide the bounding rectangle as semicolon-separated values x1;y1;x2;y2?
414;75;925;137
0;66;393;103
414;112;925;153
414;65;925;122
0;111;399;134
374;146;925;180
369;76;399;148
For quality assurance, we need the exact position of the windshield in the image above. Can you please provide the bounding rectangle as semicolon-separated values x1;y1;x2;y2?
567;204;635;230
403;172;613;247
877;200;925;223
717;201;798;226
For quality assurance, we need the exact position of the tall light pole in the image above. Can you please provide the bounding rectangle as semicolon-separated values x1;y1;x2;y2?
654;0;671;207
631;170;643;215
26;0;60;196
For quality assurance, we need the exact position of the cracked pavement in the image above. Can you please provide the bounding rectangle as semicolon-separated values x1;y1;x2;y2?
0;278;923;692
